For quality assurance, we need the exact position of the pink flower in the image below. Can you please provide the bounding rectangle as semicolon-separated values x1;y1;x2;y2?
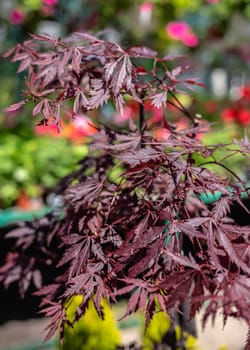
182;32;199;47
166;21;199;47
139;2;153;27
9;8;25;25
166;22;190;40
154;128;171;141
43;0;58;5
72;115;93;134
114;107;134;125
64;115;97;142
140;2;154;13
206;0;219;3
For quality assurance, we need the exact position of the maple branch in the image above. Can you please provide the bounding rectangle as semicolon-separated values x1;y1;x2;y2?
167;100;192;117
157;59;197;126
4;31;250;349
199;160;243;183
139;102;144;133
218;150;241;163
168;90;197;127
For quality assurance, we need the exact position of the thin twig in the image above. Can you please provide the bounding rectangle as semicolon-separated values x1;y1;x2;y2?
168;90;197;127
198;160;243;183
139;102;144;133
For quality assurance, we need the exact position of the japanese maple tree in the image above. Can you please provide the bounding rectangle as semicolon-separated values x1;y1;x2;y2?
1;32;250;349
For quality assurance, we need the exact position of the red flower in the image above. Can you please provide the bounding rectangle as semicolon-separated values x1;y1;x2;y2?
9;8;25;25
238;109;250;125
221;108;250;125
239;85;250;99
204;100;218;113
35;124;59;136
221;108;235;122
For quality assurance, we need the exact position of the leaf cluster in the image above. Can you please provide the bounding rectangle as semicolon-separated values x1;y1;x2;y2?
4;32;203;124
1;32;250;349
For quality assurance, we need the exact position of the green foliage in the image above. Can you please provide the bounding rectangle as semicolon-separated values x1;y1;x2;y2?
62;296;122;350
0;132;88;207
22;0;42;11
194;125;248;178
62;298;200;350
143;309;200;350
107;164;124;185
143;309;171;349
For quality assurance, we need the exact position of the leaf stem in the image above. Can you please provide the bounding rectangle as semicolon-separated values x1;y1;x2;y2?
139;102;144;132
199;160;243;183
168;90;197;126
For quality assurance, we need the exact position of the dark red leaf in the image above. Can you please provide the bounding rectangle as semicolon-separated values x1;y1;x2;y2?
4;100;26;112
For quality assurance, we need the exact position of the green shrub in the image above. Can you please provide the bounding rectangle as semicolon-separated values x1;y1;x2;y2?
0;133;88;207
143;309;200;350
62;296;122;350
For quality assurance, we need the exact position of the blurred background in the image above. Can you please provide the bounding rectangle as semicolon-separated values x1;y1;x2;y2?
0;0;250;212
0;1;249;349
1;0;250;211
